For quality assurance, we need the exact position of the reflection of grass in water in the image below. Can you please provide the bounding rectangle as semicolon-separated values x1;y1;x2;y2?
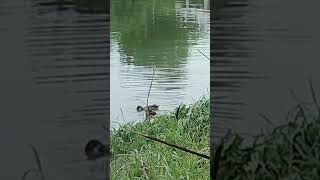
111;97;210;179
212;81;320;179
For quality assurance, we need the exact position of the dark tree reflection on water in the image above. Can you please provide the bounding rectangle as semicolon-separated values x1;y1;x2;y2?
111;0;208;70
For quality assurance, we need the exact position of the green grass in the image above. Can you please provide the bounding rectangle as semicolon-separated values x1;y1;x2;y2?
214;106;320;178
111;97;210;180
212;81;320;180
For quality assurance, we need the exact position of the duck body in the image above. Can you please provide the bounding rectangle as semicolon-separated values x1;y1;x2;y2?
136;104;159;112
147;110;157;116
148;104;159;111
137;104;159;117
85;139;107;160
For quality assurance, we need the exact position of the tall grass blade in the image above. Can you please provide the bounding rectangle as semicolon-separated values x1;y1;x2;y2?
211;139;224;180
175;104;181;120
258;113;275;128
308;80;320;117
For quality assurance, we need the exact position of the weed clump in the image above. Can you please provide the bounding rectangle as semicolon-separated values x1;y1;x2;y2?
213;81;320;179
111;97;210;179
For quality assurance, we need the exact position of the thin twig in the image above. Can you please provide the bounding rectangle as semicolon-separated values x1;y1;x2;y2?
102;124;111;133
258;113;275;128
198;49;211;61
294;104;306;121
128;129;210;159
288;88;312;114
21;169;40;180
29;145;43;172
146;66;155;119
289;88;301;103
23;145;45;180
120;108;127;123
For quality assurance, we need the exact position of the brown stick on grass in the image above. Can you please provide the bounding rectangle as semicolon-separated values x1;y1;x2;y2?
128;129;210;160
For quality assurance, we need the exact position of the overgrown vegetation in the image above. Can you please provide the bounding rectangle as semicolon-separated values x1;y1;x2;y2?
213;81;320;180
111;97;210;180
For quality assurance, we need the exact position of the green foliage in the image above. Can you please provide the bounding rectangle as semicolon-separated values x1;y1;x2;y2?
111;97;210;179
214;109;320;180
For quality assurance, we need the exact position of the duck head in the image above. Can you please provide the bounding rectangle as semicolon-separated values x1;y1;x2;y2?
136;106;144;112
85;139;106;160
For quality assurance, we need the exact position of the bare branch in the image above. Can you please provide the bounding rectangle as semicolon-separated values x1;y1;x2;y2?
128;129;210;159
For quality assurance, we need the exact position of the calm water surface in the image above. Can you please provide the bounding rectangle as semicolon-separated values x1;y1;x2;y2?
212;0;320;143
1;1;108;179
110;0;210;128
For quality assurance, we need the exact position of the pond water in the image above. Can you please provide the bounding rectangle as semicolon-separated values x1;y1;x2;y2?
110;0;210;128
1;1;108;179
212;0;320;143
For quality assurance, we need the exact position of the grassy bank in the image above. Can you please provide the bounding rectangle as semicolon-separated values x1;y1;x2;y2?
214;90;320;179
111;97;210;180
214;115;320;180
